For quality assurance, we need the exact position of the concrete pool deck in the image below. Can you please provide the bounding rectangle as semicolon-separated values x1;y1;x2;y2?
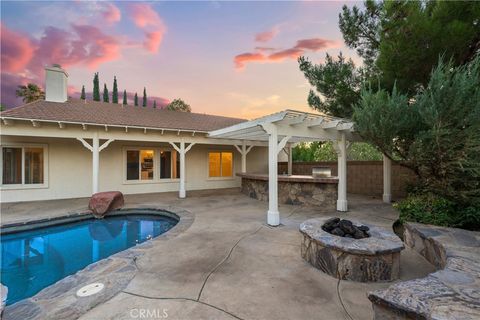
1;189;435;320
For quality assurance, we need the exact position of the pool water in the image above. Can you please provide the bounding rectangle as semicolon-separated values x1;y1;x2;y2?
0;214;177;305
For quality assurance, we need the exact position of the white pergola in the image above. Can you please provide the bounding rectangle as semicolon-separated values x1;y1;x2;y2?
209;110;393;226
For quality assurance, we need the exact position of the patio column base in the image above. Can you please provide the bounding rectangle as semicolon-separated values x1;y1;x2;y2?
267;210;280;226
179;190;186;199
383;194;392;203
336;200;348;212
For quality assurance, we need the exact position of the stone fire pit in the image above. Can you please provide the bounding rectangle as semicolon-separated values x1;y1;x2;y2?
300;217;405;282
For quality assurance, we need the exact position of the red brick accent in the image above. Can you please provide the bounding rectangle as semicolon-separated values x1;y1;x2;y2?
278;161;416;199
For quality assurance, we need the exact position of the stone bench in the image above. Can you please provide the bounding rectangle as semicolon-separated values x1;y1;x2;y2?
368;222;480;319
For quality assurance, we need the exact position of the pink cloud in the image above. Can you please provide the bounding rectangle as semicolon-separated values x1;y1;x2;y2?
0;24;35;73
102;3;121;24
144;31;164;53
1;23;122;108
255;29;277;43
128;3;166;53
129;3;163;28
234;37;340;69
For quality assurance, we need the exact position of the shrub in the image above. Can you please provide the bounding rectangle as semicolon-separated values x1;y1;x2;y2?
395;194;480;231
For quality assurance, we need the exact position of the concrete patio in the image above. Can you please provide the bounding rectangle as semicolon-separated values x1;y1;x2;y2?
1;189;435;320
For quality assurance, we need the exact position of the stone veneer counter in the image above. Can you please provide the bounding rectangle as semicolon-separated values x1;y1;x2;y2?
237;173;338;207
300;217;404;282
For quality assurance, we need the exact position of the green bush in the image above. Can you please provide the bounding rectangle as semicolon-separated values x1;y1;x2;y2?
395;194;480;231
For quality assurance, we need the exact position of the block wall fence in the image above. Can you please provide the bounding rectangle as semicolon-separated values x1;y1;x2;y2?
278;161;416;199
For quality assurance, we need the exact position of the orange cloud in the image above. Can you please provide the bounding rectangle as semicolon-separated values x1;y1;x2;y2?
234;52;266;70
102;3;121;24
0;23;34;72
234;37;340;69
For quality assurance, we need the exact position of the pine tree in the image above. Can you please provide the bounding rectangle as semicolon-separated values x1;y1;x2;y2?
134;93;138;106
142;87;147;107
93;73;100;101
153;100;157;109
80;85;86;100
123;90;127;105
112;76;118;104
103;83;109;103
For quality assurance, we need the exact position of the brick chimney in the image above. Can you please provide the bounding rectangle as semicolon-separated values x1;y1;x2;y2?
45;64;68;102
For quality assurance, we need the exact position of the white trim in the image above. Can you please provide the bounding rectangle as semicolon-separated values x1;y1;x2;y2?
0;143;49;190
0;116;208;135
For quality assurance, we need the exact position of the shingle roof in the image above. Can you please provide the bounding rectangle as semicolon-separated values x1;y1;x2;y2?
0;99;246;132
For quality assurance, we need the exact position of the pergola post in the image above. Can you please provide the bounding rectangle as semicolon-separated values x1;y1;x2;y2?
335;133;348;212
287;145;293;175
170;141;195;198
268;125;280;226
383;154;392;203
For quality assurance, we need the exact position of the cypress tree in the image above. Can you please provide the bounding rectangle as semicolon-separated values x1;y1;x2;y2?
153;100;157;109
142;87;147;107
103;83;109;103
93;73;100;101
123;90;127;105
80;85;86;100
134;93;138;106
112;76;118;103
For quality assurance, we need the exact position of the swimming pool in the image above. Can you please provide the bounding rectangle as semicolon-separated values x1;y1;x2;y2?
0;213;178;305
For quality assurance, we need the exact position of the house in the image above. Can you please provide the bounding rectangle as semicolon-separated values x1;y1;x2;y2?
0;65;270;203
1;65;393;227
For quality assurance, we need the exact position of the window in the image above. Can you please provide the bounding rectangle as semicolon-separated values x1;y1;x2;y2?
209;152;233;178
2;146;45;185
125;148;179;182
160;150;179;179
126;149;154;181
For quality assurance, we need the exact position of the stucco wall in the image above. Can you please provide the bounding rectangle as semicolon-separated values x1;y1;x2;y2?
1;135;268;203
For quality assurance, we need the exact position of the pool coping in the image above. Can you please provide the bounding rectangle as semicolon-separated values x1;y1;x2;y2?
1;205;195;320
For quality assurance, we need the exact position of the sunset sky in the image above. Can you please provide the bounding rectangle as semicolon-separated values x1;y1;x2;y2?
1;1;359;119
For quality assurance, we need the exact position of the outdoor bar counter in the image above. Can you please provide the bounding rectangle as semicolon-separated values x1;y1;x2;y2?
237;173;338;208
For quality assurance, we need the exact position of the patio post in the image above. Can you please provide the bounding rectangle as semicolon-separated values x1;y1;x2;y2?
92;131;99;194
336;133;348;211
287;144;293;175
383;154;392;203
234;141;254;173
170;141;195;198
267;124;279;226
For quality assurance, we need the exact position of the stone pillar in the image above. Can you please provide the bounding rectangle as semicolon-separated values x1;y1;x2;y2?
383;154;392;203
